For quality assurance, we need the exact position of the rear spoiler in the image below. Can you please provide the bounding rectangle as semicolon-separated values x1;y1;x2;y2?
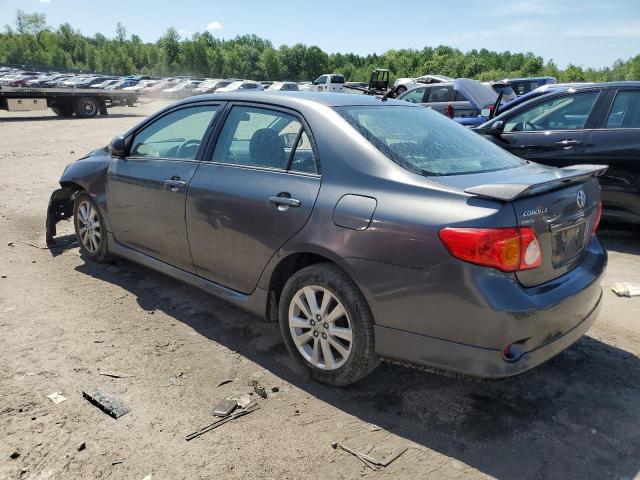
465;164;608;201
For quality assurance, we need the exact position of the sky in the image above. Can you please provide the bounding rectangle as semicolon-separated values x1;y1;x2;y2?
1;0;639;68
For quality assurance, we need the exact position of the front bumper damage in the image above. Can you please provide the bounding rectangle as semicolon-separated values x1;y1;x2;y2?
45;188;76;245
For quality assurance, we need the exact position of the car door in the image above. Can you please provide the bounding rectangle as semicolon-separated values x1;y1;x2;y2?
583;88;640;220
186;103;321;294
423;85;452;114
488;90;602;167
399;87;427;104
106;103;221;272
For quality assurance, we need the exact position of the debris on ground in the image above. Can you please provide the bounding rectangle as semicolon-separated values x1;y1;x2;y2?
111;460;123;466
82;388;130;419
7;241;14;247
212;398;238;417
331;441;408;470
186;403;259;441
249;380;267;399
215;355;237;387
612;282;640;297
77;441;86;451
229;393;252;408
367;424;381;432
99;372;133;378
9;450;20;459
46;391;67;404
271;386;279;393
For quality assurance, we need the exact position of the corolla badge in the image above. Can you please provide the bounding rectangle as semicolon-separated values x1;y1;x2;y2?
576;190;586;209
522;207;548;217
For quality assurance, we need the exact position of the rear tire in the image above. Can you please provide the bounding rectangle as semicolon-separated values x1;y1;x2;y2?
75;97;99;118
73;192;111;262
279;263;379;386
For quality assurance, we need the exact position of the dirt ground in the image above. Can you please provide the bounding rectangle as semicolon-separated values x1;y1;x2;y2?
1;101;639;480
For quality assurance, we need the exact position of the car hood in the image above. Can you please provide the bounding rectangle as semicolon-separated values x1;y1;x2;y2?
453;78;500;110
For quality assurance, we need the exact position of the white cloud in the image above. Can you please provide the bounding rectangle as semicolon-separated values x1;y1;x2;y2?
206;21;223;31
39;0;52;3
565;22;640;38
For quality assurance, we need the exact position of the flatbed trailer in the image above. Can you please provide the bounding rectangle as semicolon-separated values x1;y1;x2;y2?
0;86;139;118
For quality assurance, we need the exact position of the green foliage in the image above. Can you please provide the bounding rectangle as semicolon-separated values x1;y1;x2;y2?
0;11;638;82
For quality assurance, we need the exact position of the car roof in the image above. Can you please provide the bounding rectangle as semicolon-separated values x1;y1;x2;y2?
174;91;411;109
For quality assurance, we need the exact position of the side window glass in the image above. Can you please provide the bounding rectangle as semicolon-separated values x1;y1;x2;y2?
289;131;317;174
427;86;452;103
130;105;218;160
503;92;598;132
401;87;426;103
606;91;640;129
212;106;300;169
452;90;467;102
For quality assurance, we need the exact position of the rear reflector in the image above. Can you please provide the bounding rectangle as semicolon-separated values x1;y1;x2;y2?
592;202;602;235
439;227;542;272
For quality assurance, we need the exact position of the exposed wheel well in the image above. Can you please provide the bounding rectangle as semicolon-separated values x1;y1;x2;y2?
45;182;84;245
266;252;334;322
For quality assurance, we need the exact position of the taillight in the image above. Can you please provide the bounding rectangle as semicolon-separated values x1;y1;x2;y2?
439;227;542;272
444;103;454;118
592;202;602;235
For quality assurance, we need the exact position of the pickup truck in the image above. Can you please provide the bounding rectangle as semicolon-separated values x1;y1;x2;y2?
311;74;345;93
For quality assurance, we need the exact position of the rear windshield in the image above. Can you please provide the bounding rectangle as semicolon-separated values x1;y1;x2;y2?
335;105;525;176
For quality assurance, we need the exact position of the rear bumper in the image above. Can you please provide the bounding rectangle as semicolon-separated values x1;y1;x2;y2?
374;288;602;378
343;235;607;378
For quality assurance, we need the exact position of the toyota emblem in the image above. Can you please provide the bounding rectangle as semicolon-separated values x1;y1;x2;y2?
576;190;586;208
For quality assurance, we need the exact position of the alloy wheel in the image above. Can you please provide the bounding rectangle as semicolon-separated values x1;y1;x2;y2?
76;200;101;253
288;285;353;370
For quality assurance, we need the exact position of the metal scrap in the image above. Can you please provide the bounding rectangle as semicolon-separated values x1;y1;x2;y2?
331;441;408;470
185;403;259;441
82;388;130;419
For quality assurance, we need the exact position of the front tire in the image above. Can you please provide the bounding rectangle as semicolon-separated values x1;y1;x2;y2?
73;192;110;262
279;264;379;386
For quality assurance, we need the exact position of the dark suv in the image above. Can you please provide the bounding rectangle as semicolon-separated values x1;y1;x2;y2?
475;82;640;225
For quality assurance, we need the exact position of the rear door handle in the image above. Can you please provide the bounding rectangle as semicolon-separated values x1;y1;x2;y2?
165;178;186;192
555;139;583;149
268;195;301;208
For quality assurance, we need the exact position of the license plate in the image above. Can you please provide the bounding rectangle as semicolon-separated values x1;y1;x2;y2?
551;220;588;267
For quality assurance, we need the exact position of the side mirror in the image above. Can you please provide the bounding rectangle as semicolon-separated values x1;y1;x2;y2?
489;120;505;136
480;108;491;118
109;135;126;157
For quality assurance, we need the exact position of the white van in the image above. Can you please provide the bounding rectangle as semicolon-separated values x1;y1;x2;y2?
311;74;345;92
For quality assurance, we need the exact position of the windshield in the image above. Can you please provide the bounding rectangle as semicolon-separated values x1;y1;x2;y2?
336;105;525;176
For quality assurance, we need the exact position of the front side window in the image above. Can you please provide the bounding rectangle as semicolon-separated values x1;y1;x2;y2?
503;91;598;132
400;87;426;104
605;90;640;129
314;75;328;85
212;106;316;172
130;105;218;160
336;105;524;176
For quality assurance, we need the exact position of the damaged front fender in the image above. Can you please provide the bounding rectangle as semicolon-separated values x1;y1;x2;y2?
45;187;78;245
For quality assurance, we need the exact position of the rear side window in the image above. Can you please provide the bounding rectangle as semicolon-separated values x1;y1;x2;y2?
212;106;317;172
400;87;426;103
331;75;345;84
452;90;468;102
130;105;218;160
336;105;524;176
427;86;452;103
605;90;640;129
503;91;598;132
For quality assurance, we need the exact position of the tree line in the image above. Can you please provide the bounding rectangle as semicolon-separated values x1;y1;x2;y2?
2;10;639;83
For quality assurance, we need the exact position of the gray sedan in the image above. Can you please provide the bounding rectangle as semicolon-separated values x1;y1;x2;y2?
47;92;607;386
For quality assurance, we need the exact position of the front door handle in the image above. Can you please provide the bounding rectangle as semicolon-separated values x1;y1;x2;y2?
555;139;583;149
268;195;301;208
165;178;186;192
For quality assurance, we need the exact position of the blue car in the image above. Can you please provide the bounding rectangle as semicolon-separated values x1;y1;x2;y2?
502;76;557;96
